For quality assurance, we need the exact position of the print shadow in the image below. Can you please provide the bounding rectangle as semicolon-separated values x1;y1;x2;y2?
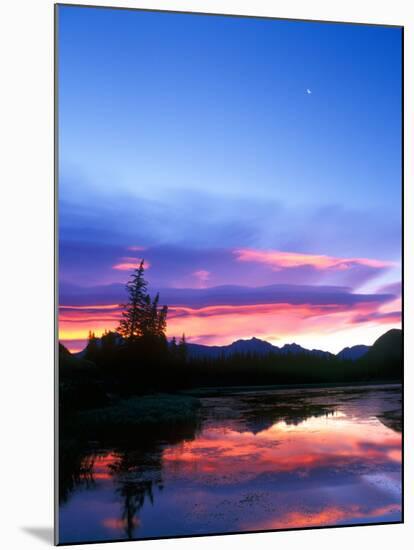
21;527;54;545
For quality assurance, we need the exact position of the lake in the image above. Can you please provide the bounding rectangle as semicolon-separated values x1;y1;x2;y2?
59;384;402;543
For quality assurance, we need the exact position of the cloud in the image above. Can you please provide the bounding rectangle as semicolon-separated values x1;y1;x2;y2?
350;310;402;325
112;263;138;271
112;257;150;271
162;284;394;309
193;270;210;281
59;169;401;268
167;302;377;323
192;269;211;288
59;240;395;293
59;281;125;305
60;282;396;309
376;281;402;296
234;248;394;272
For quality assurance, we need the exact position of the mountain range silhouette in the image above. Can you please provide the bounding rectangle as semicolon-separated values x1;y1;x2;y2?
186;337;370;360
74;329;402;363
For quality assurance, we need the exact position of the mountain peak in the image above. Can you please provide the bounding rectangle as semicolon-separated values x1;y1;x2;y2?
337;345;370;361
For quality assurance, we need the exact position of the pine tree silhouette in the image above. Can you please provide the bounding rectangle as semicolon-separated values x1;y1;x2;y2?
178;333;187;363
117;260;168;343
85;330;99;360
117;260;149;341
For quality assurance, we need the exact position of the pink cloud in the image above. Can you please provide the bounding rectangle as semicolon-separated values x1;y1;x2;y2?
192;270;211;288
112;257;151;271
234;248;394;272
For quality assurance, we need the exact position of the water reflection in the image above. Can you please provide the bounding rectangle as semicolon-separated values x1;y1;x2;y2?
59;385;402;543
59;441;96;504
109;449;164;539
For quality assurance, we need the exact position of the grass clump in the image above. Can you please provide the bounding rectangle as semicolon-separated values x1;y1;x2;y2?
72;393;201;442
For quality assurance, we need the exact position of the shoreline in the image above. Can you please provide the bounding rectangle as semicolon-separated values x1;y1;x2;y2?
181;380;402;396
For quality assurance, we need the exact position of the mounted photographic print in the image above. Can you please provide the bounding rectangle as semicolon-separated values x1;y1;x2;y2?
56;4;403;545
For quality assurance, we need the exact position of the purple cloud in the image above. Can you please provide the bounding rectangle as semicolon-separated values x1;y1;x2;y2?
60;282;396;310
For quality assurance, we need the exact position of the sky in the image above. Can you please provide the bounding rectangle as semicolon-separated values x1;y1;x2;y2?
58;5;402;353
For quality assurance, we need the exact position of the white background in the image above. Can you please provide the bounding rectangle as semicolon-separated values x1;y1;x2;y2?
0;0;412;548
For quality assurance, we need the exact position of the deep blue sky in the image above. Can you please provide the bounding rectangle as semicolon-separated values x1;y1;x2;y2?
59;6;401;251
58;6;402;351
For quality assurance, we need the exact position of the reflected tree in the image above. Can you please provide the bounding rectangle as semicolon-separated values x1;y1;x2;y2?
59;441;96;504
108;448;164;539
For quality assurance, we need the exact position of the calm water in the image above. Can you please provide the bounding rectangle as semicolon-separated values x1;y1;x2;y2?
59;385;402;543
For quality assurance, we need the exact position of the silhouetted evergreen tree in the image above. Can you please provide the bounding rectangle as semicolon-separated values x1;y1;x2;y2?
85;330;99;361
117;260;148;341
168;336;179;366
177;333;187;364
157;304;168;338
117;261;169;345
117;261;149;341
101;330;119;352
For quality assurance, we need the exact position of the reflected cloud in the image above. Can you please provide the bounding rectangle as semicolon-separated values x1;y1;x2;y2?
250;502;400;530
163;414;401;482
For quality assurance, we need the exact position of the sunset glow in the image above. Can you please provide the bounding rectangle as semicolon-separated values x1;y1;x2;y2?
59;288;401;353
